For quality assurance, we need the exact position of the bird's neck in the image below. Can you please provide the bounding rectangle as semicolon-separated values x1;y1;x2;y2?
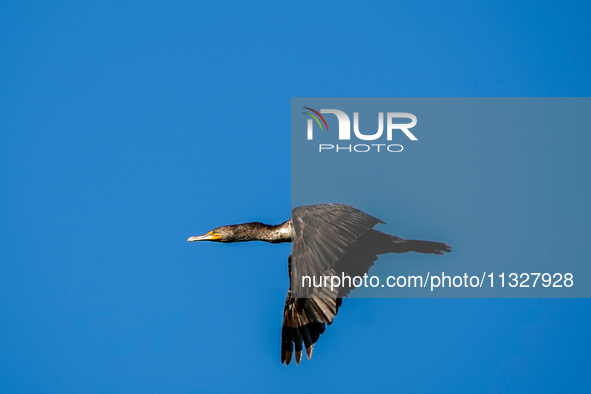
264;220;292;243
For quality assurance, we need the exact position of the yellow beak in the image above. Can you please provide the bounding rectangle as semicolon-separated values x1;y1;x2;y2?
187;230;222;242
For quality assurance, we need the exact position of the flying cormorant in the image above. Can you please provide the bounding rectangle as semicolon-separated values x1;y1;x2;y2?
188;203;451;365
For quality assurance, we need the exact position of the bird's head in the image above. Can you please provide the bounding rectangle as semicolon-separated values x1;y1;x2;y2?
187;227;227;242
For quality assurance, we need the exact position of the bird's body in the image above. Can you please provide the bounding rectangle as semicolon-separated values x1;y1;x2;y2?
188;203;451;365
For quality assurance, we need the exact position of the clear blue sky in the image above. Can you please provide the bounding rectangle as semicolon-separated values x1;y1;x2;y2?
1;1;590;392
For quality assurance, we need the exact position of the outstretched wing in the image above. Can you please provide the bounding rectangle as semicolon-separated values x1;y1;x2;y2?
291;204;384;298
283;204;384;364
283;204;452;364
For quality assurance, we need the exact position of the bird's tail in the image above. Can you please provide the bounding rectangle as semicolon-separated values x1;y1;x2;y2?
396;239;452;255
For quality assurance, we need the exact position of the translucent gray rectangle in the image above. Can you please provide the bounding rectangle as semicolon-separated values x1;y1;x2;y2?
291;97;591;298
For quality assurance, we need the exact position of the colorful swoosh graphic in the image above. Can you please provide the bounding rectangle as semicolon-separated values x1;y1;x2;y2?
302;107;329;130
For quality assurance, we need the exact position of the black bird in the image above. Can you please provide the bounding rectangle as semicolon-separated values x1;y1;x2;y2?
188;203;451;365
